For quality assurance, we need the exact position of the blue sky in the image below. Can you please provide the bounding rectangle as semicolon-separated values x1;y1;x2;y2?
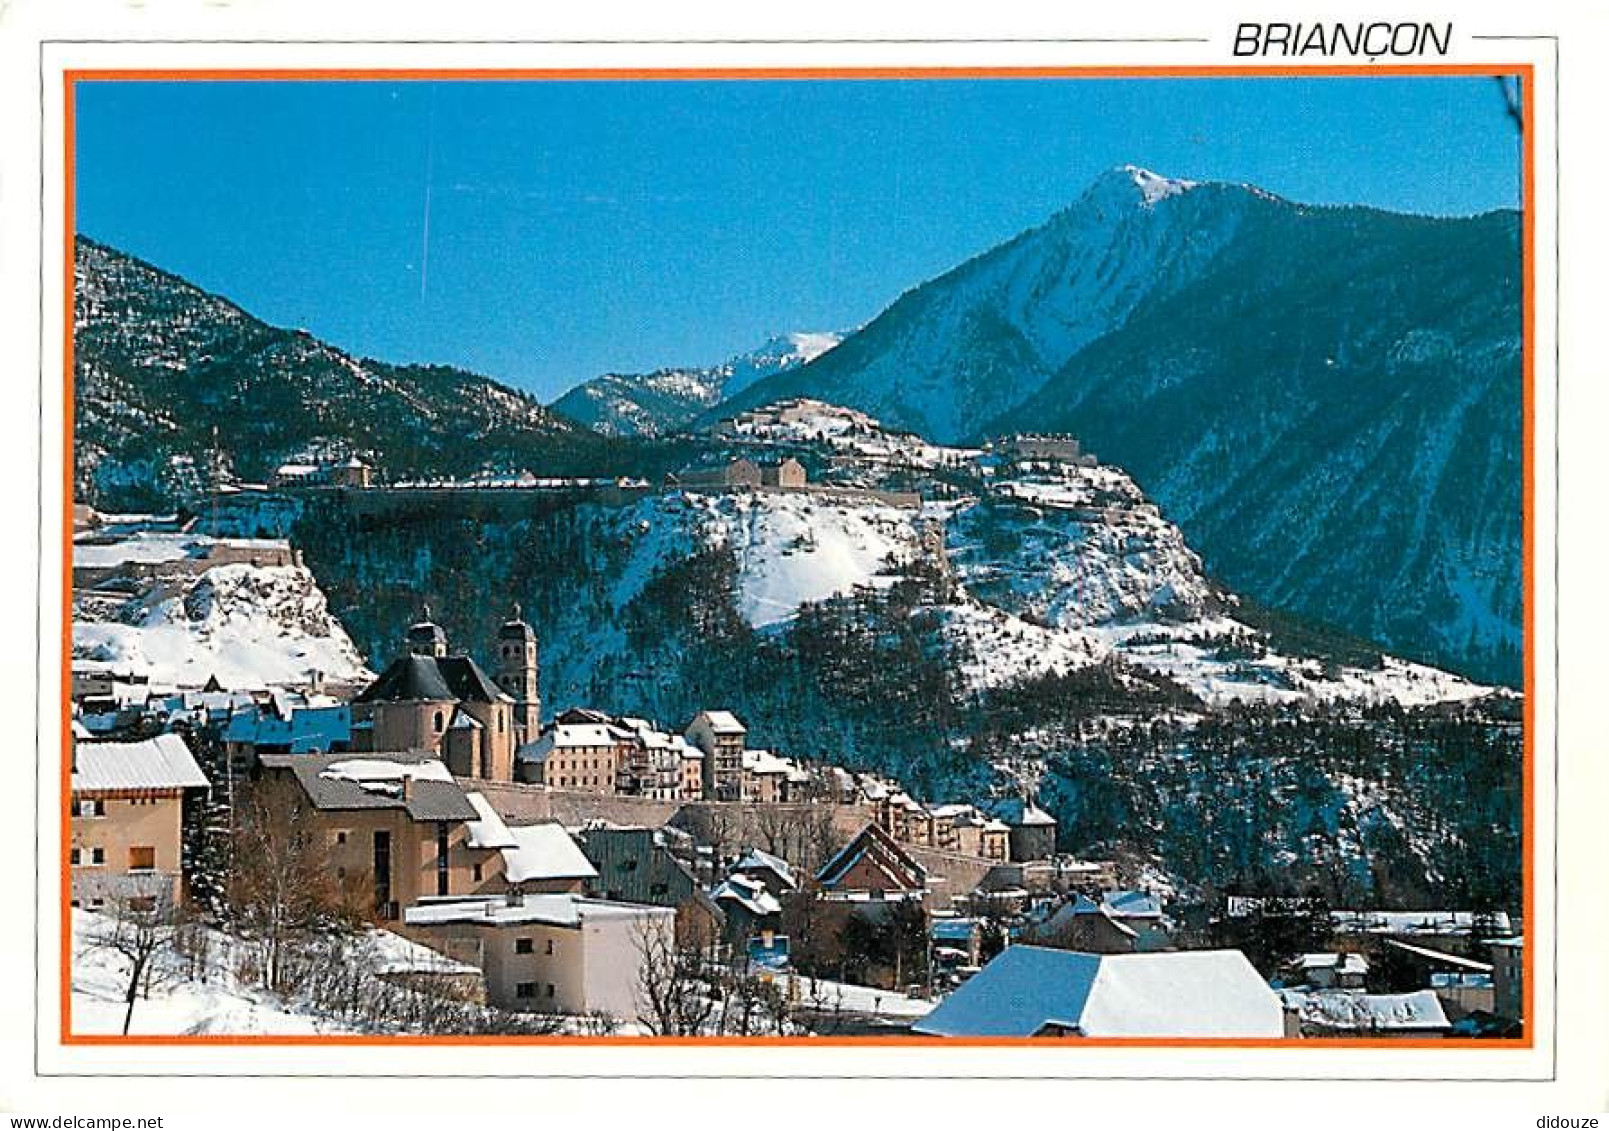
74;76;1522;401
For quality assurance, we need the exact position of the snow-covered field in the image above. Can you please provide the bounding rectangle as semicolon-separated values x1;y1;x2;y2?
71;909;351;1035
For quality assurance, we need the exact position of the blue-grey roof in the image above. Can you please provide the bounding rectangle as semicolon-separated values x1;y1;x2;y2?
912;946;1284;1038
223;704;351;754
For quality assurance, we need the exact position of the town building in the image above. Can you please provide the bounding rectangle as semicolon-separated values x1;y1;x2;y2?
711;873;782;950
730;846;799;898
739;747;809;804
1294;952;1371;990
70;734;210;910
1028;890;1171;954
350;610;524;782
493;606;542;748
760;458;807;488
913;947;1286;1038
815;822;928;906
271;456;374;490
259;752;498;920
1279;988;1451;1038
574;825;724;948
515;713;636;790
403;891;675;1023
686;710;747;801
999;798;1058;862
998;433;1097;466
260;750;601;923
674;458;763;489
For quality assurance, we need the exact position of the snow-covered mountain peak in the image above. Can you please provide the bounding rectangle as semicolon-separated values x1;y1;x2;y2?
1122;164;1200;204
1081;164;1202;210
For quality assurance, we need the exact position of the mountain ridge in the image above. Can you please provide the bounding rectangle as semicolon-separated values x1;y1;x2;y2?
700;167;1522;685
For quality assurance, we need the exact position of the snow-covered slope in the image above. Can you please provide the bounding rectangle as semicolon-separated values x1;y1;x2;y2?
73;528;371;690
552;331;845;437
72;909;351;1035
515;410;1489;710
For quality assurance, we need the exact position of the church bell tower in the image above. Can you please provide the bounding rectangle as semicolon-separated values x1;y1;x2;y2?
496;603;541;745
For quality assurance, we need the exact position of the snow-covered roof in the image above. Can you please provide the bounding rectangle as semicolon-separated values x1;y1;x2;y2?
319;758;455;788
930;918;979;942
72;734;209;793
1382;939;1495;973
405;894;671;929
500;823;599;885
733;847;799;890
913;947;1284;1039
1299;952;1370;975
741;748;795;776
691;709;745;734
1018;803;1056;827
1102;890;1163;919
517;723;628;762
1283;989;1450;1032
1332;909;1513;937
72;532;200;570
462;792;519;851
711;874;781;917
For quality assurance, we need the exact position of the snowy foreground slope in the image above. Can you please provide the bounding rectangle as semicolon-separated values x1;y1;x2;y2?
71;909;351;1035
72;529;371;689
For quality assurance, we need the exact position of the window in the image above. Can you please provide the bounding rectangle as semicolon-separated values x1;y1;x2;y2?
544;939;555;956
649;882;669;898
335;830;348;845
70;848;80;865
472;862;483;882
515;982;537;1000
545;984;555;999
433;710;445;733
515;937;534;955
435;823;450;897
90;847;105;866
128;846;156;872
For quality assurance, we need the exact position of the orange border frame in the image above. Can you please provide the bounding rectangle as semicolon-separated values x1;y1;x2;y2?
57;63;1538;1054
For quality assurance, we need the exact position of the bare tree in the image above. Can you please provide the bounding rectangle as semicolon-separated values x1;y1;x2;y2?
87;887;182;1036
633;920;720;1037
227;776;365;991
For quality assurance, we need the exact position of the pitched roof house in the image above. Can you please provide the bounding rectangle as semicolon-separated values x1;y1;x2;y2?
71;734;210;908
816;822;927;901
